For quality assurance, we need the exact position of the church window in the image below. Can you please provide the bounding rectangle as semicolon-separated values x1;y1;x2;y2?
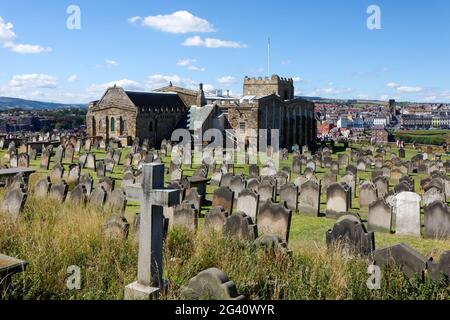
110;117;116;132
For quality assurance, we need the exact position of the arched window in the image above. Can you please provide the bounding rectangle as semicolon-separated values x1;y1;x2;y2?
110;117;116;132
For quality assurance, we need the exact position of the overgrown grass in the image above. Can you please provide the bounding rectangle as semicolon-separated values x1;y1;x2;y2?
1;197;450;300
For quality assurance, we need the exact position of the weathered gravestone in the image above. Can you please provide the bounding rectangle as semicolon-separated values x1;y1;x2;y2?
258;180;275;203
212;187;234;215
359;181;377;210
424;201;450;239
279;183;298;211
105;189;127;216
374;243;427;280
85;153;96;171
0;186;27;220
99;177;115;193
180;268;244;300
236;189;259;222
299;180;321;217
67;164;81;184
326;215;375;257
184;187;201;213
69;184;87;205
173;201;198;232
395;192;422;237
103;215;130;240
88;186;107;208
79;173;93;196
204;207;228;233
368;199;392;233
223;212;257;241
50;163;64;181
326;183;351;219
49;181;68;202
34;176;51;198
257;200;292;243
124;163;179;300
230;176;246;200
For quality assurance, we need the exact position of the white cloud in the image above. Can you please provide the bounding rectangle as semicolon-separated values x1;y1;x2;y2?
87;79;144;93
8;74;57;88
135;11;214;34
0;17;16;42
357;94;369;100
0;16;51;54
105;59;119;67
292;77;304;83
309;87;353;96
396;86;423;93
386;82;400;88
3;42;51;54
128;16;142;25
67;74;78;82
146;74;196;90
176;58;205;71
182;36;247;48
217;76;237;85
386;82;423;93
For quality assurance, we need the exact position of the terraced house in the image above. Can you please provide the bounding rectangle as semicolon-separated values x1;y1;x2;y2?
86;75;317;149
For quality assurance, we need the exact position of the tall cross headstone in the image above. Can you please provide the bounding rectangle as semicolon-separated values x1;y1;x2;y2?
124;163;179;300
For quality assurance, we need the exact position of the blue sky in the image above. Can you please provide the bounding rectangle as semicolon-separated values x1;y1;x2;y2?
0;0;449;103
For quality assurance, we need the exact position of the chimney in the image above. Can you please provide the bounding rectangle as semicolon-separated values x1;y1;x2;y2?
197;83;206;107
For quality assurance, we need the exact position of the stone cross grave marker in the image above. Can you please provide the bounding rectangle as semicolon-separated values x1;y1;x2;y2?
124;163;179;300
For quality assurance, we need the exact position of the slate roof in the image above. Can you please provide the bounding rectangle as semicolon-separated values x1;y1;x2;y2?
124;91;186;108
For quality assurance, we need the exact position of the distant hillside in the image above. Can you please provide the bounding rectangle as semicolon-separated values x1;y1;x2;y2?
0;96;86;110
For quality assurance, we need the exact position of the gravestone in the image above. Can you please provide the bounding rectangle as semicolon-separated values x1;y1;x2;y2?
99;177;115;193
395;192;421;236
223;212;257;241
292;157;302;175
368;199;392;233
210;169;222;186
122;170;135;188
54;146;64;164
374;243;427;280
321;173;337;195
105;189;127;215
173;201;198;232
258;180;275;204
220;173;233;188
78;153;87;168
18;153;29;168
326;183;351;219
212;187;234;215
40;151;51;170
69;184;87;205
257;200;292;243
204;207;228;233
326;215;375;257
230;176;246;200
184;187;201;212
0;186;27;220
49;181;68;202
124;163;179;300
180;268;244;300
373;176;389;199
103;215;129;239
423;188;445;207
170;168;182;182
85;153;96;171
427;251;450;282
34;176;51;198
88;186;107;208
79;173;94;196
236;189;259;222
424;201;450;239
67;164;81;184
279;183;298;211
96;161;106;178
359;181;377;210
299;180;321;216
50;163;64;181
65;144;74;163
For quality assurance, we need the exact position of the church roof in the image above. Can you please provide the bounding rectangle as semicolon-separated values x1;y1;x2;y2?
124;91;185;108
